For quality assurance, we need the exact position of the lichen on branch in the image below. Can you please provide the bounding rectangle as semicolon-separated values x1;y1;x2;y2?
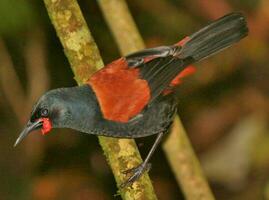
43;0;157;199
44;0;103;84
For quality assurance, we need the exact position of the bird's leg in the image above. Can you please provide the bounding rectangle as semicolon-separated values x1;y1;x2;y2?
120;131;164;188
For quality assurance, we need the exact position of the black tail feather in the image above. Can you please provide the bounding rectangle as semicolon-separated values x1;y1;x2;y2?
125;12;248;105
179;12;248;61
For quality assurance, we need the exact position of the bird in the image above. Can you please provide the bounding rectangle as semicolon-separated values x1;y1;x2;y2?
14;12;248;187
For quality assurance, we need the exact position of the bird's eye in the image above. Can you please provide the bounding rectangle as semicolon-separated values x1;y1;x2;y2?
41;108;49;117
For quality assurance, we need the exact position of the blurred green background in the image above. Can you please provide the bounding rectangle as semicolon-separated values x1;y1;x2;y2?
0;0;269;199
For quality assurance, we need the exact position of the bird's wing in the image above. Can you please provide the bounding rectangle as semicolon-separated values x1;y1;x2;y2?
88;39;194;123
88;13;248;123
128;54;194;103
125;39;195;103
88;58;151;123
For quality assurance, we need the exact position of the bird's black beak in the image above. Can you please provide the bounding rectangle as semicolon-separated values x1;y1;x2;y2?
14;119;43;147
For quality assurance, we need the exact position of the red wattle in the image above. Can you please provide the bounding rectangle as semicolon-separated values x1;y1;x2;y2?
41;118;52;135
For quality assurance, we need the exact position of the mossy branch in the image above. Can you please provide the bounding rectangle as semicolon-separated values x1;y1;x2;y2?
43;0;157;199
98;0;215;199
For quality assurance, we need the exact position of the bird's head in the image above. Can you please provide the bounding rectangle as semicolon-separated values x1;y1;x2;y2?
14;88;73;147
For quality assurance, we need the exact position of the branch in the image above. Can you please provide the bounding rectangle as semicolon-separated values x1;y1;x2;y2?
163;117;215;199
98;0;144;54
98;0;215;199
43;0;157;199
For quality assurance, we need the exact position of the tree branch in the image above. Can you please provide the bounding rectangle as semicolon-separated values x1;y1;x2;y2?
43;0;157;199
98;0;215;199
163;117;215;199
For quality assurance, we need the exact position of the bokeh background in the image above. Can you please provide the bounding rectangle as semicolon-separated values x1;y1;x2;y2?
0;0;269;199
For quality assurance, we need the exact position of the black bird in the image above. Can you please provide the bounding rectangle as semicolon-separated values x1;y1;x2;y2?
15;13;248;187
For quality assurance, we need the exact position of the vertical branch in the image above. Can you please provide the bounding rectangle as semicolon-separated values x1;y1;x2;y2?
163;117;215;200
98;0;144;54
43;0;157;199
98;0;215;199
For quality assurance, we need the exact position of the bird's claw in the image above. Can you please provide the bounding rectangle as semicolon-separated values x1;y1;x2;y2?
120;163;151;188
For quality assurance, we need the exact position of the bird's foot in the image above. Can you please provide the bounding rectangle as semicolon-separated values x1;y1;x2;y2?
120;163;151;188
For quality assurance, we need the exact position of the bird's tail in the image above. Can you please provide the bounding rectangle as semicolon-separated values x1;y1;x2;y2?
177;12;248;62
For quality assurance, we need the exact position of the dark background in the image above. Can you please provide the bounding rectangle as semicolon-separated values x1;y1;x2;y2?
0;0;268;199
